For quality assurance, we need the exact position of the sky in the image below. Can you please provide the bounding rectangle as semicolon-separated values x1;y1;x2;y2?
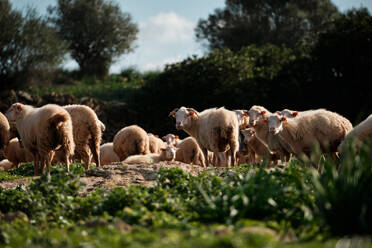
11;0;372;73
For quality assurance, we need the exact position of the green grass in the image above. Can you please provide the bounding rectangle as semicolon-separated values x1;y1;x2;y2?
27;75;143;102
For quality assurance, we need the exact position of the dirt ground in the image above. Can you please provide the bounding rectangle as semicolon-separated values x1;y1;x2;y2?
0;161;210;192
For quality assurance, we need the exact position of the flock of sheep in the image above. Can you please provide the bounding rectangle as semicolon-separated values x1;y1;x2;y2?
0;102;371;177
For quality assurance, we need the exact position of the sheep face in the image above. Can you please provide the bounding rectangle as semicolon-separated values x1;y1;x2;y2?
5;103;24;122
248;108;266;127
162;146;177;161
267;114;286;135
163;134;178;146
279;109;298;118
241;128;255;143
174;107;198;130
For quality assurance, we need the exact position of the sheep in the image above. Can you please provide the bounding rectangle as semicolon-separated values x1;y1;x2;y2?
233;109;249;130
240;128;279;164
278;108;326;119
5;103;75;176
162;134;182;146
175;137;206;167
0;112;10;151
169;106;239;167
113;125;150;161
266;109;353;161
248;106;291;163
123;146;176;164
62;104;103;170
0;159;13;172
338;114;372;154
148;133;166;154
3;138;33;169
99;142;120;165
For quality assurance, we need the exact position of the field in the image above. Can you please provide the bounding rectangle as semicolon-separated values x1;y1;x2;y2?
0;141;372;247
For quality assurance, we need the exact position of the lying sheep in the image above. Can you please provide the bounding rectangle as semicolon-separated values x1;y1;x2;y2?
123;146;176;164
6;103;75;176
234;110;249;130
0;159;13;172
3;138;33;169
113;125;150;161
266;109;353;161
170;107;239;167
62;104;103;170
241;128;279;164
0;112;10;151
99;142;120;165
338;114;372;154
175;137;206;167
148;133;166;154
162;134;182;146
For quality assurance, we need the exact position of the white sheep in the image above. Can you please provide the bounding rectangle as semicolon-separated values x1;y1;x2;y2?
169;106;239;167
123;146;176;164
5;103;75;176
99;142;120;165
175;137;206;167
3;138;33;169
62;104;103;170
0;112;10;151
148;133;166;154
248;106;291;162
338;114;372;154
266;109;353;161
162;134;182;146
113;125;150;161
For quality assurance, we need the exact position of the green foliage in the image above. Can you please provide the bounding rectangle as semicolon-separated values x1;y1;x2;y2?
312;141;372;235
135;44;297;135
0;0;67;90
195;0;340;51
49;0;138;77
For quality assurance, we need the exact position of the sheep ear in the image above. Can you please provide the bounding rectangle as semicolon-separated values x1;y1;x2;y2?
276;111;281;115
260;111;266;116
175;135;179;139
162;136;166;141
15;103;23;112
187;108;199;117
155;135;159;138
292;112;299;117
169;108;178;118
281;117;287;122
243;110;249;117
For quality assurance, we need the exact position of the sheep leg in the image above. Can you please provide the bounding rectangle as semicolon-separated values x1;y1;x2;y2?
89;138;100;167
83;152;91;171
202;148;209;167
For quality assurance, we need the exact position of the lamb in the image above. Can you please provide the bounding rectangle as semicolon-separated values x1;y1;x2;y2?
5;103;75;176
62;104;103;170
175;137;206;167
0;159;13;172
338;114;372;154
99;142;120;165
148;133;166;154
240;128;279;164
248;105;291;162
3;138;33;169
113;125;150;161
0;112;10;151
162;134;182;146
123;146;176;164
233;109;249;129
266;109;353;161
169;106;239;167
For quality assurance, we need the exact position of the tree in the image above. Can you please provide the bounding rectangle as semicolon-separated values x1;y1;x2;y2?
49;0;138;77
195;0;340;51
0;0;67;90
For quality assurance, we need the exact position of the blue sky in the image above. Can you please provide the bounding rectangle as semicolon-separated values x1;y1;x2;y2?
11;0;372;73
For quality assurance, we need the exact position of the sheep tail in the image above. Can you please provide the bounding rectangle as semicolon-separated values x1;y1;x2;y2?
48;113;75;157
88;122;102;167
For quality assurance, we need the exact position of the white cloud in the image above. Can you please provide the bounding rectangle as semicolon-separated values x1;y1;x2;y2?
142;55;185;72
140;12;194;44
